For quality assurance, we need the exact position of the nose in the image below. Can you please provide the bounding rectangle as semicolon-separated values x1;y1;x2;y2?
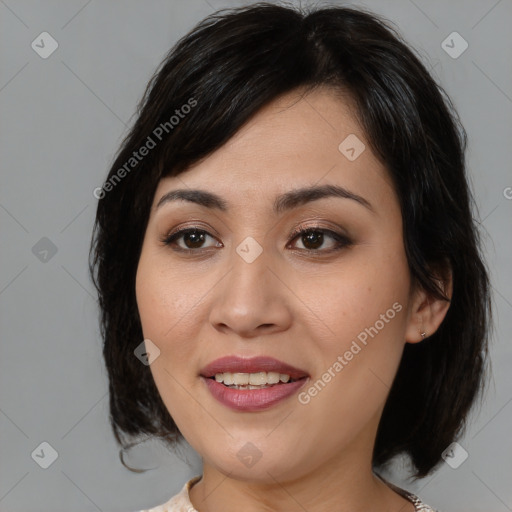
208;246;293;338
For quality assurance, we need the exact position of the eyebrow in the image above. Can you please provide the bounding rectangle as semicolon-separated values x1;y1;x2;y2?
156;183;375;214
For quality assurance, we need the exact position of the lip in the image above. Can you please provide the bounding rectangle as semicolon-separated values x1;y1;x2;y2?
200;356;310;412
201;376;308;412
200;355;309;380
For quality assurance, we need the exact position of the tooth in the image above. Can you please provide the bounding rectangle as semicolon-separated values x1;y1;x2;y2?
233;373;250;385
223;372;234;385
213;371;293;385
249;372;267;385
267;371;280;384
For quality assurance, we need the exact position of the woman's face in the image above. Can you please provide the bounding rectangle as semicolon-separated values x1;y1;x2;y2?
136;87;422;482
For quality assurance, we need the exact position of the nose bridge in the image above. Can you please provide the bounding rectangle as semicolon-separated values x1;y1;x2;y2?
208;237;291;334
225;238;272;309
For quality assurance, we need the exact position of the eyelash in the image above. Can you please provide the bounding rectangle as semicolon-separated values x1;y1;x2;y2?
160;224;353;255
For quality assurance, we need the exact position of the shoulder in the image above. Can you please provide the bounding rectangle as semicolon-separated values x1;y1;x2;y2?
138;475;202;512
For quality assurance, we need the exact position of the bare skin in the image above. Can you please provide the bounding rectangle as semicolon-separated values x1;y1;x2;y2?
135;86;451;512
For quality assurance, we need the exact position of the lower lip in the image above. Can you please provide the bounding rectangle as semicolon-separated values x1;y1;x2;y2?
201;376;308;412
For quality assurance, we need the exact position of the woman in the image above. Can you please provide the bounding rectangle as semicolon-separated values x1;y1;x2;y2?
89;3;491;511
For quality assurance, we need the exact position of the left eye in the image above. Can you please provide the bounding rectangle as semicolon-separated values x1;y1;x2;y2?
288;228;350;252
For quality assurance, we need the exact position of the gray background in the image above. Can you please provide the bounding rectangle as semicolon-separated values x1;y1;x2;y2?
1;0;511;511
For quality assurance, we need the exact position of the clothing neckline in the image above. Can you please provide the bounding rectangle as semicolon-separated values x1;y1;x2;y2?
374;472;436;511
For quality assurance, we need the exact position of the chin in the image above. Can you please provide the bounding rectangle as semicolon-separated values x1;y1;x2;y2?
202;441;311;484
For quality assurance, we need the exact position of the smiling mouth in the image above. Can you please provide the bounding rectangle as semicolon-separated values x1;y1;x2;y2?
199;356;309;410
202;372;309;412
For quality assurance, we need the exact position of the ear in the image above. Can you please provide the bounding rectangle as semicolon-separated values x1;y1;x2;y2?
405;267;453;344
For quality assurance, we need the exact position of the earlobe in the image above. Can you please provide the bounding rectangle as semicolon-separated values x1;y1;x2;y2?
405;271;453;344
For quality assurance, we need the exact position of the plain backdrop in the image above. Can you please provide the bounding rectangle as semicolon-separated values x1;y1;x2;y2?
1;1;511;511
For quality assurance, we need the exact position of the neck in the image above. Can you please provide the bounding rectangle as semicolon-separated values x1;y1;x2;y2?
188;429;415;512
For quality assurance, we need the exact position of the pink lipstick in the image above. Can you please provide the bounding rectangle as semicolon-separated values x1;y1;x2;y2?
200;356;309;412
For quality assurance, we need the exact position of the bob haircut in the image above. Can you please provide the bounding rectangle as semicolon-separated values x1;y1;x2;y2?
89;2;491;479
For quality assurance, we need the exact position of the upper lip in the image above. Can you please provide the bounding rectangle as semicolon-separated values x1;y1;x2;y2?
200;356;309;380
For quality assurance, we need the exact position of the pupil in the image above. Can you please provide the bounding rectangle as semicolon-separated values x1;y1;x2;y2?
185;230;205;248
303;231;323;249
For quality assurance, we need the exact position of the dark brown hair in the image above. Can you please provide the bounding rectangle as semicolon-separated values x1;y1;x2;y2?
89;2;491;479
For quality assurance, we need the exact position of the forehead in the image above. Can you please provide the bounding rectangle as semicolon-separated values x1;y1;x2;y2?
154;87;393;207
193;87;364;170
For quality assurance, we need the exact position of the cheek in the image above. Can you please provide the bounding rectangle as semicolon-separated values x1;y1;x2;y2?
136;252;207;342
315;249;408;376
135;255;206;413
136;255;207;431
298;247;410;344
294;242;411;418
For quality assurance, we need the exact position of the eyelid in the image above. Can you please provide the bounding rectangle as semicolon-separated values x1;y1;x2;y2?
286;220;350;240
161;220;220;240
